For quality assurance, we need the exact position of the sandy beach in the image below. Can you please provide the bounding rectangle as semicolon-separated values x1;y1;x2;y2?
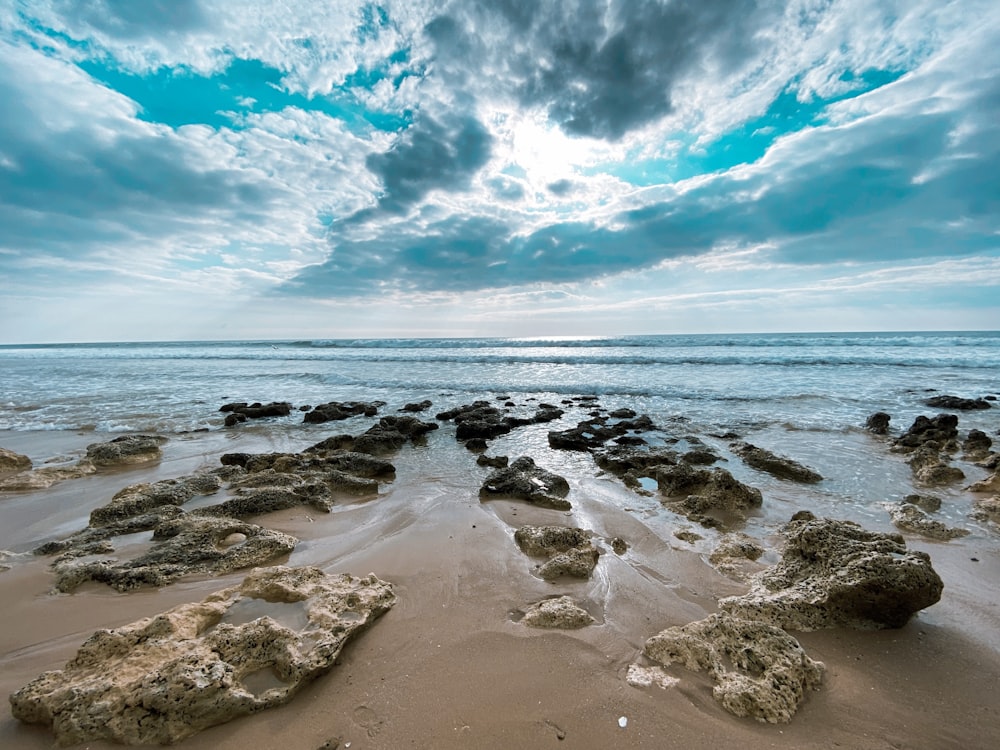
1;405;999;749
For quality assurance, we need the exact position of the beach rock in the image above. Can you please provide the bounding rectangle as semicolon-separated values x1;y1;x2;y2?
301;450;396;478
971;496;1000;523
924;395;991;410
220;401;293;423
962;429;993;461
654;463;763;523
611;537;628;554
903;493;942;513
548;414;657;452
480;457;572;510
644;613;824;724
967;469;1000;494
51;515;297;592
719;516;943;630
730;442;822;483
865;412;891;434
514;525;599;579
400;399;432;412
0;447;31;473
521;596;594;629
11;566;395;745
476;454;509;468
437;401;513;441
303;401;380;424
681;448;719;465
90;474;223;526
352;415;438;454
593;445;679;476
907;445;965;485
0;462;98;491
674;528;704;543
888;503;969;540
709;532;765;579
893;414;960;452
85;435;167;467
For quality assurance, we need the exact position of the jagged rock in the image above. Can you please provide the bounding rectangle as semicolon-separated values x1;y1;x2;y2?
352;415;438;454
709;533;765;579
971;496;1000;523
924;395;991;410
865;412;891;434
220;402;293;424
0;446;31;473
85;435;167;467
10;566;395;746
480;457;572;510
90;474;223;526
400;399;432;412
593;445;679;475
967;469;1000;494
521;596;594;629
548;414;656;452
907;446;965;485
893;414;959;452
611;537;628;554
303;401;380;424
888;503;968;540
963;429;993;461
719;516;943;630
730;442;822;483
655;463;763;523
437;401;512;441
51;515;297;593
514;525;598;579
476;454;509;468
681;449;719;465
903;494;942;512
644;614;824;724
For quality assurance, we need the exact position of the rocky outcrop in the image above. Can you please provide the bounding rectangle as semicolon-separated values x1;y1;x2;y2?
888;503;968;540
967;469;1000;494
0;446;31;473
10;566;395;746
303;401;381;424
85;435;167;467
480;457;572;510
521;596;594;629
221;402;293;426
730;442;822;483
548;414;656;452
719;515;943;630
906;445;965;485
655;463;763;525
963;429;993;461
709;532;765;579
644;614;824;723
514;525;599;579
436;400;564;444
865;412;891;434
351;415;438;454
400;399;432;412
893;414;959;452
90;474;223;526
0;463;98;491
50;515;297;592
924;395;991;410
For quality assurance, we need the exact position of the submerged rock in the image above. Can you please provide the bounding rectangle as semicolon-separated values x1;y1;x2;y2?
924;395;991;410
11;566;395;746
480;456;572;510
644;613;824;724
51;515;297;592
303;401;381;424
888;503;969;540
719;516;943;630
730;442;822;483
85;435;167;467
521;596;594;629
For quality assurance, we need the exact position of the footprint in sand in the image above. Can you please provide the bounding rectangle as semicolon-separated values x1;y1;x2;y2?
353;705;384;737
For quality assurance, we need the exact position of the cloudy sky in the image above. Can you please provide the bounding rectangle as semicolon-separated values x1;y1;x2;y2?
1;0;998;343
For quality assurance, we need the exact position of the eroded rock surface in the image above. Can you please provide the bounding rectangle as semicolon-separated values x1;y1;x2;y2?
514;525;599;579
924;395;991;410
655;463;763;525
480;457;572;510
709;532;765;579
865;412;891;434
730;442;822;483
644;613;824;723
521;596;594;629
0;446;31;473
86;435;167;467
10;566;395;746
719;516;943;630
888;503;969;540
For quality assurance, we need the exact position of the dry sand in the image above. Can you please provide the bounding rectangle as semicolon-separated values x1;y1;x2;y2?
1;426;999;749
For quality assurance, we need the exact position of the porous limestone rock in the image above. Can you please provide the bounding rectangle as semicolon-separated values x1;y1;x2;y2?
521;596;594;629
719;516;943;630
0;462;97;491
888;503;969;540
730;442;822;483
709;532;765;579
967;469;1000;494
90;474;223;526
962;429;993;461
51;515;297;592
906;445;965;486
655;463;763;525
480;456;572;510
514;525;599;579
85;435;167;467
644;613;824;723
0;446;31;473
10;566;395;746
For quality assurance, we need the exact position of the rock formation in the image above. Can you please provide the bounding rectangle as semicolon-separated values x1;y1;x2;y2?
513;525;599;579
644;613;824;723
0;446;31;473
719;515;943;630
480;457;572;510
924;395;991;410
521;596;594;629
730;441;822;483
85;435;167;466
10;566;395;746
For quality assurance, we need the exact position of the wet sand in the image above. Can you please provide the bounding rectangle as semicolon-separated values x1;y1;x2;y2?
1;424;999;749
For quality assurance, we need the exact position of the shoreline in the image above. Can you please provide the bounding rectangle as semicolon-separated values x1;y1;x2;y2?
1;405;999;748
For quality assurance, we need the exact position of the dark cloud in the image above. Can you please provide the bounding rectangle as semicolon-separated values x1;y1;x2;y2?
54;0;206;39
362;112;493;214
428;0;772;140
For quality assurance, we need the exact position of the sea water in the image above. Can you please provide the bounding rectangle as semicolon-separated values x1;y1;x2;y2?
2;332;997;436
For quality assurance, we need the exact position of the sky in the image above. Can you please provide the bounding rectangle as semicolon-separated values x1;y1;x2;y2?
1;0;998;343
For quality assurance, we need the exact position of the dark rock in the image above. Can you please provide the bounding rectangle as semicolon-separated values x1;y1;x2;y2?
893;414;959;452
352;416;438;454
730;442;822;483
682;449;720;465
594;445;679;475
400;399;433;412
480;457;572;510
304;401;380;424
85;435;167;467
464;438;488;452
611;537;628;555
476;454;508;468
962;429;992;460
924;395;991;410
864;412;891;434
654;463;763;523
